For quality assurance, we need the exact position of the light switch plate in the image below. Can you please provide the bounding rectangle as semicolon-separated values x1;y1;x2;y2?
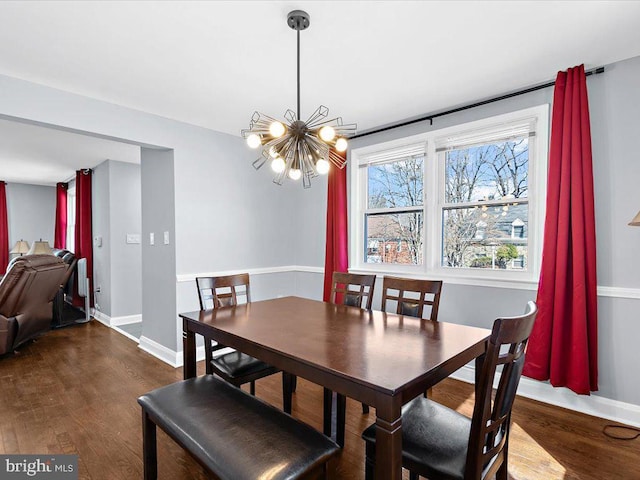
126;234;141;244
149;232;155;245
163;231;170;245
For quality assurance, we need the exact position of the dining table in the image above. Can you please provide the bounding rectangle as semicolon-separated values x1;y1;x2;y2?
180;295;490;480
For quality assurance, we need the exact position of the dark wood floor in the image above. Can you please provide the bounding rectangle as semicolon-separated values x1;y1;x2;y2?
0;321;638;479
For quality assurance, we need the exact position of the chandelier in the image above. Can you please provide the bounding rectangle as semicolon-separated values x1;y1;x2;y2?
242;10;356;188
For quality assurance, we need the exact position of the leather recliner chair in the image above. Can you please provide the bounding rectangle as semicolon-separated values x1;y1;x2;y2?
51;249;78;327
0;254;68;355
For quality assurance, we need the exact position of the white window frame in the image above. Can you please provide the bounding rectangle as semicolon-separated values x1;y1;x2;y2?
350;105;548;288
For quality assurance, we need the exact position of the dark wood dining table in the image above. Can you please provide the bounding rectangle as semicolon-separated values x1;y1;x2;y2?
180;296;490;480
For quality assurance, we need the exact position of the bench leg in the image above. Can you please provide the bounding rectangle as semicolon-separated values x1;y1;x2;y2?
250;381;256;396
142;410;157;480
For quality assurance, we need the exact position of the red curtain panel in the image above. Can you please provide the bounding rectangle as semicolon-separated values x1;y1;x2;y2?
323;153;349;302
73;170;94;307
54;182;68;249
523;65;598;394
0;182;8;274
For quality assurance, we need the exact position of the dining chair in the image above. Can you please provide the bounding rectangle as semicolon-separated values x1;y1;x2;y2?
382;275;444;400
325;272;376;447
362;301;538;480
381;275;443;321
195;273;294;413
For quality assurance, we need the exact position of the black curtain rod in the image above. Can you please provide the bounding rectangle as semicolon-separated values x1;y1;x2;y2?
350;66;605;140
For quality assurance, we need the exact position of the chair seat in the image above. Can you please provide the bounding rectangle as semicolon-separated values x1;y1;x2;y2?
362;397;470;480
212;350;277;378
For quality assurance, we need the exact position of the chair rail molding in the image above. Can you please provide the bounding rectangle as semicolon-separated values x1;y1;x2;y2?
178;266;640;300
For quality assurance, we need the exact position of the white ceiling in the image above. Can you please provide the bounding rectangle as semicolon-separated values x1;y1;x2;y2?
0;1;639;185
0;119;140;186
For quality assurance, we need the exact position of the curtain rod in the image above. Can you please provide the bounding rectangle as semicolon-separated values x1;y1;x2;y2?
350;66;605;140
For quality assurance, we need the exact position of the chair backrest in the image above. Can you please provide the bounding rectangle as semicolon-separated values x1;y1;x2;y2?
465;301;538;479
330;272;376;310
196;273;251;310
0;254;67;316
380;276;443;320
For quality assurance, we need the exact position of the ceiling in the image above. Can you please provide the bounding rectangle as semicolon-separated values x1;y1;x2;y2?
0;1;639;185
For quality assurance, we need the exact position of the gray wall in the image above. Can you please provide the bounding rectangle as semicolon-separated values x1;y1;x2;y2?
5;182;55;249
92;162;111;314
141;148;176;349
92;159;142;318
109;160;142;318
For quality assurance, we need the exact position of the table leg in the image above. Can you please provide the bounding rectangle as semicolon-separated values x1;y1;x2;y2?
374;401;402;479
323;388;332;437
183;320;196;380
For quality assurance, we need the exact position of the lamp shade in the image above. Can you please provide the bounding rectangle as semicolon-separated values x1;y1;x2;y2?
10;240;31;255
27;239;52;255
629;210;640;226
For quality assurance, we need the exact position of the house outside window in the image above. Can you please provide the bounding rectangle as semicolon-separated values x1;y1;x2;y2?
350;105;548;284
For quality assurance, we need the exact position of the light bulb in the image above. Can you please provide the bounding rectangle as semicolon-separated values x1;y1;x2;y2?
269;146;278;158
335;137;348;152
288;168;302;180
271;157;285;173
269;121;286;138
319;125;336;142
316;159;330;174
246;133;261;149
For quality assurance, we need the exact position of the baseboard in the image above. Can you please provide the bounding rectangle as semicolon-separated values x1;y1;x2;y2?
90;311;142;327
450;364;640;428
138;336;206;369
92;310;110;326
139;336;181;367
110;314;142;326
111;326;141;344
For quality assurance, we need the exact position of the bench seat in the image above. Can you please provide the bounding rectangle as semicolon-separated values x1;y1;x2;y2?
138;375;339;480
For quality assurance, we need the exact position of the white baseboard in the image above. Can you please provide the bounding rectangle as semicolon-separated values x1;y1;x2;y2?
111;314;142;326
92;310;110;326
450;364;640;428
91;311;142;327
138;336;206;369
139;336;181;367
112;327;140;344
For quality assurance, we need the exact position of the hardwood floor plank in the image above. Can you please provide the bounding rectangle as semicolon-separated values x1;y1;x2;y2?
0;321;637;479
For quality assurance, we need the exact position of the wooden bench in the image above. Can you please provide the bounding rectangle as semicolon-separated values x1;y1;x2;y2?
138;375;339;480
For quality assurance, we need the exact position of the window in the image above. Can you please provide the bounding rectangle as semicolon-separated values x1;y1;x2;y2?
351;105;548;284
66;185;76;253
362;145;424;265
